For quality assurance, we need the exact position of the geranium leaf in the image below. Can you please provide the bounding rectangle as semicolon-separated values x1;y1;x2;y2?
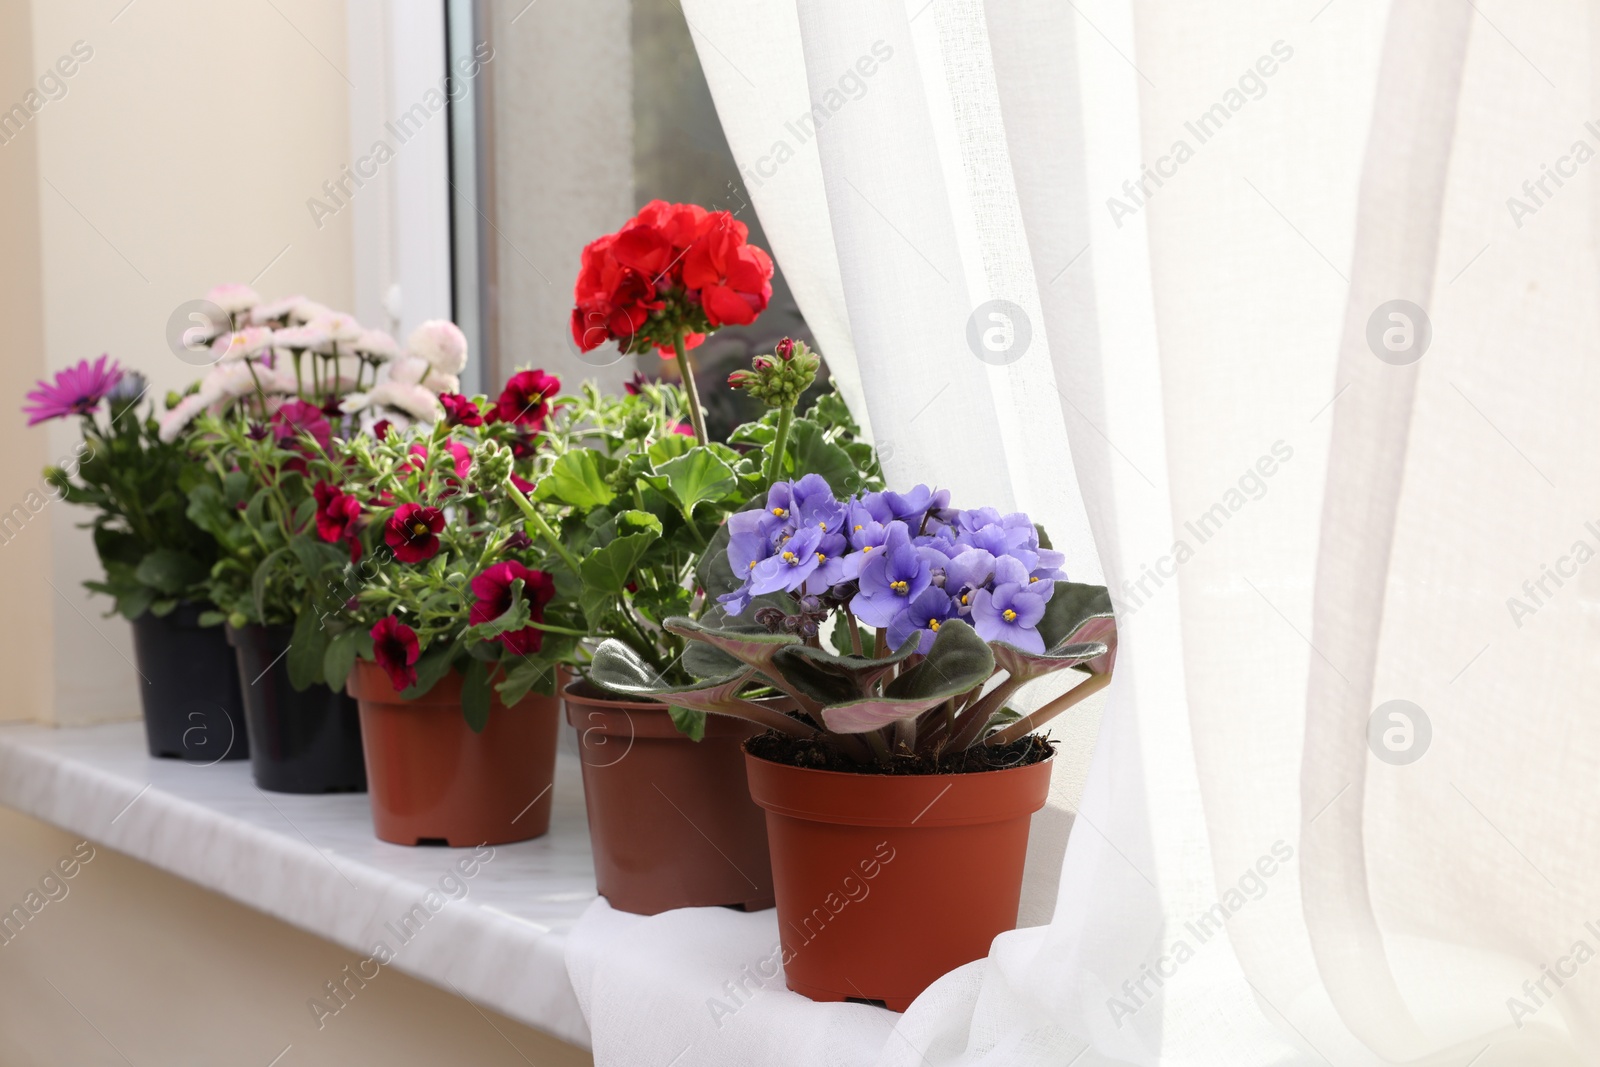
533;451;615;509
658;449;737;518
579;530;658;595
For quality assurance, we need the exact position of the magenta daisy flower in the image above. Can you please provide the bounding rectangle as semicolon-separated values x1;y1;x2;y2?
23;355;124;426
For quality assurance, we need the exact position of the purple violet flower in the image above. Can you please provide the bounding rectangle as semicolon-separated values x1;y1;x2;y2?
887;587;955;654
851;522;933;627
971;577;1050;653
749;524;825;596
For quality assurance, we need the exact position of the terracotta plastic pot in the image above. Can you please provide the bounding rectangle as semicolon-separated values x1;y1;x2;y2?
745;748;1053;1012
227;624;366;794
564;676;775;915
348;659;560;846
128;603;249;762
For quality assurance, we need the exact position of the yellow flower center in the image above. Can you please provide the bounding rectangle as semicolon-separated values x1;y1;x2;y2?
781;551;798;565
853;524;863;531
1029;576;1040;583
862;545;874;553
960;593;969;605
772;507;787;517
890;580;908;594
815;552;827;563
411;522;428;536
748;560;758;570
928;619;941;631
1002;608;1017;622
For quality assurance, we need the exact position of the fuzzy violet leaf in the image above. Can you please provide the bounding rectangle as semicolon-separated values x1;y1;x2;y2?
819;619;994;734
988;581;1115;683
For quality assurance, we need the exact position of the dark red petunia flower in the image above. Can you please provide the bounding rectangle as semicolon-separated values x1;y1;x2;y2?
371;616;420;690
510;473;537;494
495;370;561;429
469;561;556;656
384;503;445;563
313;482;364;562
273;399;332;451
439;392;483;428
623;371;649;396
372;419;392;441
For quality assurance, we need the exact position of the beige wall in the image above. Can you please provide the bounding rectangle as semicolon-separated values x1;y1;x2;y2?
0;806;591;1065
0;0;52;723
2;0;358;725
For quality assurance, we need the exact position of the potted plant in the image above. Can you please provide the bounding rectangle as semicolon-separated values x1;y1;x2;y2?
24;350;248;762
507;333;879;912
590;476;1116;1009
326;374;568;847
175;287;451;793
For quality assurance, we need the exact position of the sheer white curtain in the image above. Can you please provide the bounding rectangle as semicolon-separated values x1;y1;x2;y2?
564;1;1599;1063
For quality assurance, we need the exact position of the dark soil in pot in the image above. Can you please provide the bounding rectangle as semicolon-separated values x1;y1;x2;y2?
128;603;249;762
227;623;366;794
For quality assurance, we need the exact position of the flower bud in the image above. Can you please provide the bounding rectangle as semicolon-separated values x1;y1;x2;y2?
775;338;796;361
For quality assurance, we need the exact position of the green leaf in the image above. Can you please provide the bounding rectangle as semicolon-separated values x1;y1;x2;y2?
785;419;860;493
251;546;291;624
662;616;801;678
648;433;694;465
287;606;330;691
497;657;557;706
990;582;1117;681
149;598;179;617
657;449;737;518
134;549;206;596
322;627;368;691
776;636;921;704
401;645;457;700
820;620;995;734
589;638;750;712
534;451;615;510
579;530;658;595
461;658;492;733
464;580;531;641
667;704;707;741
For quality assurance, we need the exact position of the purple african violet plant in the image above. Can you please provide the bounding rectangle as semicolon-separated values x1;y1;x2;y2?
591;474;1118;769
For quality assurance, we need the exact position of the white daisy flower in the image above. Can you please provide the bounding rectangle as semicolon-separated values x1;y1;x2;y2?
250;295;307;326
206;283;260;316
310;311;364;347
341;382;442;423
406;320;468;375
272;325;331;352
350;329;399;363
210;327;276;364
290;299;332;325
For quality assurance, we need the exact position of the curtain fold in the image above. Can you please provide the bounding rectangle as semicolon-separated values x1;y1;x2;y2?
568;1;1600;1063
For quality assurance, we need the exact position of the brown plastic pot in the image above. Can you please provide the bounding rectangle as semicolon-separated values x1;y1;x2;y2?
564;675;774;915
744;748;1053;1012
348;659;560;847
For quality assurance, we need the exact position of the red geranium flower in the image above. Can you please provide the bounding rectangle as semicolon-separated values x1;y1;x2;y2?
470;561;557;656
682;214;774;328
439;393;483;428
496;370;561;428
570;201;768;357
384;503;444;563
370;616;420;690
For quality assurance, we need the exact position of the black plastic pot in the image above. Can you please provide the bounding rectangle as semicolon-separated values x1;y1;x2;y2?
227;623;366;794
128;604;249;762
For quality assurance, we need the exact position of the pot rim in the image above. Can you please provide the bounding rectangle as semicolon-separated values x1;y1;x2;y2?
742;744;1054;828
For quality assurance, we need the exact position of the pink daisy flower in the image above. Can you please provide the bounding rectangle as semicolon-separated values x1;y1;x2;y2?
23;355;124;426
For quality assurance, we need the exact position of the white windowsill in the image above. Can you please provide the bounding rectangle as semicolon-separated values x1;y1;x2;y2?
0;720;596;1049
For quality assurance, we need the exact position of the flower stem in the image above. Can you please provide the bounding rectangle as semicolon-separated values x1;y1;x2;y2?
506;479;582;574
671;333;708;445
764;402;793;488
